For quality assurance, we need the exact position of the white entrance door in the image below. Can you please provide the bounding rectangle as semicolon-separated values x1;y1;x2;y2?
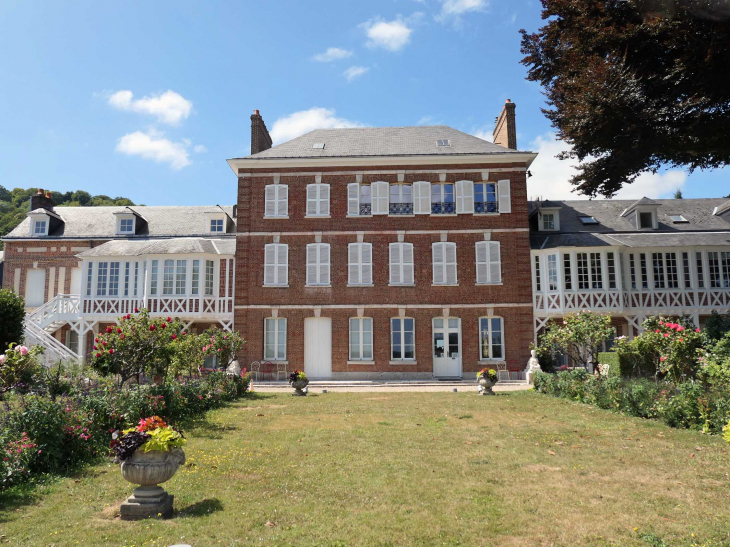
304;317;332;379
70;268;83;295
25;269;46;308
432;317;462;378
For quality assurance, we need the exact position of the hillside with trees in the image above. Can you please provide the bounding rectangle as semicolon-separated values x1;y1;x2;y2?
0;186;136;250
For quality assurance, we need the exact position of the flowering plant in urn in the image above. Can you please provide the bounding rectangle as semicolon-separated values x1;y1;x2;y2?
288;369;309;396
111;416;186;520
476;368;498;396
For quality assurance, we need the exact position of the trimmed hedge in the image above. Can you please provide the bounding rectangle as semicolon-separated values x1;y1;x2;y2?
0;372;250;491
597;352;620;377
533;370;730;435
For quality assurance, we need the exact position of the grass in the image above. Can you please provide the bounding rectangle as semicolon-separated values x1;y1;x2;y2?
2;390;730;546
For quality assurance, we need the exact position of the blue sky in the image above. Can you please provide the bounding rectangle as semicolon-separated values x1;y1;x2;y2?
0;0;726;206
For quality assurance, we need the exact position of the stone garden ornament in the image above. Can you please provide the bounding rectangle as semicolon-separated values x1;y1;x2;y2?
288;369;309;396
476;368;498;395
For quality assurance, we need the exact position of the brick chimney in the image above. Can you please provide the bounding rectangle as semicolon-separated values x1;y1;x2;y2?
30;188;55;212
493;99;517;150
250;109;272;155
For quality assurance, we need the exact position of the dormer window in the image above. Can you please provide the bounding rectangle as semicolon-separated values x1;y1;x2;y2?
33;219;47;235
120;218;134;233
537;208;560;231
210;219;224;232
543;213;555;230
638;212;653;229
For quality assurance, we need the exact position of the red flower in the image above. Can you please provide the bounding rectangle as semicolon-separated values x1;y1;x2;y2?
109;349;114;354
167;317;172;322
106;326;113;333
95;353;101;358
134;308;139;313
93;345;97;350
94;337;99;343
664;333;670;338
117;328;122;334
655;330;660;333
696;328;701;333
102;341;107;346
677;326;684;332
150;325;156;331
171;334;177;340
182;331;186;336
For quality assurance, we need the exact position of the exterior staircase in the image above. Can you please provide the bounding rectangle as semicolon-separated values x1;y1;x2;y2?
23;294;81;366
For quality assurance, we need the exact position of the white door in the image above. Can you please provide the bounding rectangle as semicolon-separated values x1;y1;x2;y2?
70;268;83;295
304;317;332;379
25;269;46;308
432;317;462;378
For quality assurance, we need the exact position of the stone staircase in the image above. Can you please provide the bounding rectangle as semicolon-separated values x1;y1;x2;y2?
23;294;81;366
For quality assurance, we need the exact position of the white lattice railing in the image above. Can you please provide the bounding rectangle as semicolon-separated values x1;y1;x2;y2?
80;295;234;318
23;320;79;367
27;294;81;330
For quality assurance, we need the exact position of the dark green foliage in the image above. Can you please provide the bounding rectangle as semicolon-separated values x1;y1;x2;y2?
0;289;25;350
0;185;135;250
520;0;730;197
597;352;621;377
704;310;730;342
0;372;250;491
533;370;730;434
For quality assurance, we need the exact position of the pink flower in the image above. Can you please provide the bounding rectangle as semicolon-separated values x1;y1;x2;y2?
679;338;684;342
94;338;99;343
106;326;113;333
677;326;684;332
655;330;661;333
149;325;156;332
182;331;187;336
18;346;29;356
0;355;6;365
660;357;665;362
696;328;700;333
171;334;177;340
167;317;172;323
108;349;114;355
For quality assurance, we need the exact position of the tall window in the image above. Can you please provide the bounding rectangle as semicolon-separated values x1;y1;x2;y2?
590;253;603;289
348;243;373;285
109;262;120;296
723;252;730;287
479;317;504;360
86;262;93;297
665;253;679;288
163;260;174;295
175;260;187;295
547;254;558;291
534;255;542;291
389;184;413;215
349;318;373;361
682;252;691;289
391;318;415;360
639;253;648;289
542;213;555;230
348;184;372;216
563;253;572;290
696;252;705;288
134;262;139;297
629;254;637;289
359;185;372;215
607;252;617;289
306;243;331;286
264;244;288;286
389;243;414;285
124;262;130;297
210;219;224;232
475;241;501;284
432;242;457;285
205;260;214;296
264;318;287;360
150;260;158;295
120;218;134;233
264;184;288;218
577;253;589;290
431;183;455;214
97;262;108;296
709;251;730;288
306;183;330;217
192;260;200;295
474;182;498;213
652;253;666;289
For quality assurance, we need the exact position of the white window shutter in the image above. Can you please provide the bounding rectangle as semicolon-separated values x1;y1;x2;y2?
306;185;318;216
348;244;360;285
320;184;330;216
306;244;318;285
389;243;401;284
414;181;431;215
372;181;389;215
278;244;288;285
265;185;276;217
445;243;457;285
456;180;474;214
277;185;288;217
402;243;414;284
432;243;445;284
497;179;511;214
320;244;331;285
264;244;276;285
362;243;372;284
348;183;360;216
488;241;501;283
475;241;488;284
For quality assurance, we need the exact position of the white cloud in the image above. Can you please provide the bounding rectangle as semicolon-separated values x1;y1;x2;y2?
193;144;208;153
269;107;366;144
343;66;370;82
108;90;193;126
115;130;192;170
312;47;353;62
471;127;493;142
439;0;488;16
527;132;687;201
362;17;414;51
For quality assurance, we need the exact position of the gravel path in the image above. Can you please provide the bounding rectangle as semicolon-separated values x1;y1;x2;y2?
250;382;531;393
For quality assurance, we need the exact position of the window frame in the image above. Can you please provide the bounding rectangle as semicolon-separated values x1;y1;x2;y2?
348;242;373;286
210;218;224;233
264;243;289;287
306;243;331;286
263;317;287;361
475;241;502;285
431;183;455;214
349;317;374;361
389;242;415;285
432;241;458;286
474;182;498;214
390;317;416;361
264;184;289;218
306;183;331;217
479;316;505;361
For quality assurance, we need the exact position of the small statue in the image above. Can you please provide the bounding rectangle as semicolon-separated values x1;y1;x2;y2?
525;349;541;384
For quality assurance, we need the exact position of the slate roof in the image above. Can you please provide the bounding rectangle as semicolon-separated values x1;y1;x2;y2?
236;126;530;160
530;198;730;250
715;199;730;216
3;206;236;240
78;238;236;258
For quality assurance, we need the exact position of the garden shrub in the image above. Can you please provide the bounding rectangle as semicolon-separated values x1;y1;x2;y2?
0;288;25;352
597;352;620;377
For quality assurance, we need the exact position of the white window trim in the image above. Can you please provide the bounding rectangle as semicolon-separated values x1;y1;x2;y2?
349;317;374;361
30;215;50;237
264;184;289;219
208;215;226;233
475;241;502;285
473;182;499;215
264;243;289;287
389;242;415;285
306;183;331;218
479;316;505;361
348;242;373;286
390;317;416;361
263;317;287;361
306;243;331;286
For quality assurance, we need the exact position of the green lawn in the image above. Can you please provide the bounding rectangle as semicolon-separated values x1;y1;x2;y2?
2;391;730;546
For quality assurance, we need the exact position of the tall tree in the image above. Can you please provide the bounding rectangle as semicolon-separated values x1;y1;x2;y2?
521;0;730;197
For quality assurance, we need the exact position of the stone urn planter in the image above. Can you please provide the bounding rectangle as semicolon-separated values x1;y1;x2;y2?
120;448;185;520
477;376;496;396
291;378;309;396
